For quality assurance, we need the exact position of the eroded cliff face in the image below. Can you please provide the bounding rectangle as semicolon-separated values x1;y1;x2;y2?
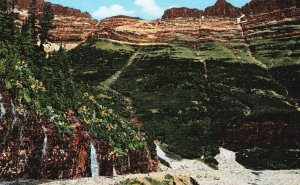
0;87;158;180
242;0;298;14
13;0;98;48
162;8;203;20
204;0;241;17
221;120;300;151
91;16;243;44
15;0;91;17
240;7;300;41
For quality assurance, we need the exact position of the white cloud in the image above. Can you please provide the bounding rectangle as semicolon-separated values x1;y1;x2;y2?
92;4;134;19
134;0;163;18
168;5;179;9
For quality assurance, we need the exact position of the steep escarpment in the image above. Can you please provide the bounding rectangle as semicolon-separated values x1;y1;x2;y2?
162;8;203;20
15;0;91;17
13;0;98;47
90;15;243;44
242;0;298;14
239;7;300;102
204;0;240;17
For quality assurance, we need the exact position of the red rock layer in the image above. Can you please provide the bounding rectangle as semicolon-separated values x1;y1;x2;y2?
242;0;298;14
13;0;98;44
90;16;243;44
93;140;159;176
240;8;300;41
220;120;300;151
0;86;158;180
15;0;91;17
162;8;203;20
204;0;241;17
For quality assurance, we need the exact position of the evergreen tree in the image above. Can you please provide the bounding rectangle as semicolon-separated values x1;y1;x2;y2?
20;19;36;59
0;0;7;12
0;0;18;43
28;0;37;42
39;3;54;47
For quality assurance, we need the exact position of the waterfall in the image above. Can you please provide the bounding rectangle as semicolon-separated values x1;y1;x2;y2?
0;93;6;119
90;142;99;177
113;165;118;176
10;99;17;128
42;126;48;159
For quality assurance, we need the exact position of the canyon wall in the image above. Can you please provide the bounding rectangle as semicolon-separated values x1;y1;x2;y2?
0;86;158;180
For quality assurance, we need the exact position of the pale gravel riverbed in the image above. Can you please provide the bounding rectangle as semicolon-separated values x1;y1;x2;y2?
1;147;299;185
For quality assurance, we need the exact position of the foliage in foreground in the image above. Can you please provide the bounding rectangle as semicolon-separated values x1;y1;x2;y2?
0;0;148;155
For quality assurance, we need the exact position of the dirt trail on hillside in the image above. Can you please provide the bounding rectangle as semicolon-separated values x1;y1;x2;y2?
99;47;142;118
101;47;141;89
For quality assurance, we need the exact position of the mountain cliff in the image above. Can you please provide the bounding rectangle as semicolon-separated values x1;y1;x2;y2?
162;8;203;20
15;0;91;17
13;0;98;47
242;0;298;14
1;0;300;182
204;0;241;17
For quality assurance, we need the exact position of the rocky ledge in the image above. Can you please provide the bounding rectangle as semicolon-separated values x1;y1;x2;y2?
241;0;298;14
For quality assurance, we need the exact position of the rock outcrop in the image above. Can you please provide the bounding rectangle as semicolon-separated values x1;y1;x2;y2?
162;8;203;20
241;0;298;14
221;120;300;151
90;15;243;44
240;7;300;41
204;0;241;17
15;0;91;18
13;0;98;48
0;86;158;180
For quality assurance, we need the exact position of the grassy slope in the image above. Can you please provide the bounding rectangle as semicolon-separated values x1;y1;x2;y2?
68;39;298;161
69;40;136;84
112;42;297;158
245;24;300;101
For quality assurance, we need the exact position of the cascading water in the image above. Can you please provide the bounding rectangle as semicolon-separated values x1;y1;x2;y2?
0;93;6;119
113;165;118;176
42;126;48;159
90;142;99;177
10;99;17;127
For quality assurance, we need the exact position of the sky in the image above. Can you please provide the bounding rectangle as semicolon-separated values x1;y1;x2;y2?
46;0;251;20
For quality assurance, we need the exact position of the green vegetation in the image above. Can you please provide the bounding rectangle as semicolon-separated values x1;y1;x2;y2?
69;40;299;165
2;0;299;170
120;179;144;185
39;3;54;47
69;40;136;84
249;35;300;67
119;175;187;185
271;65;300;102
236;148;300;170
247;30;300;102
145;177;169;185
111;44;297;159
0;0;148;155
